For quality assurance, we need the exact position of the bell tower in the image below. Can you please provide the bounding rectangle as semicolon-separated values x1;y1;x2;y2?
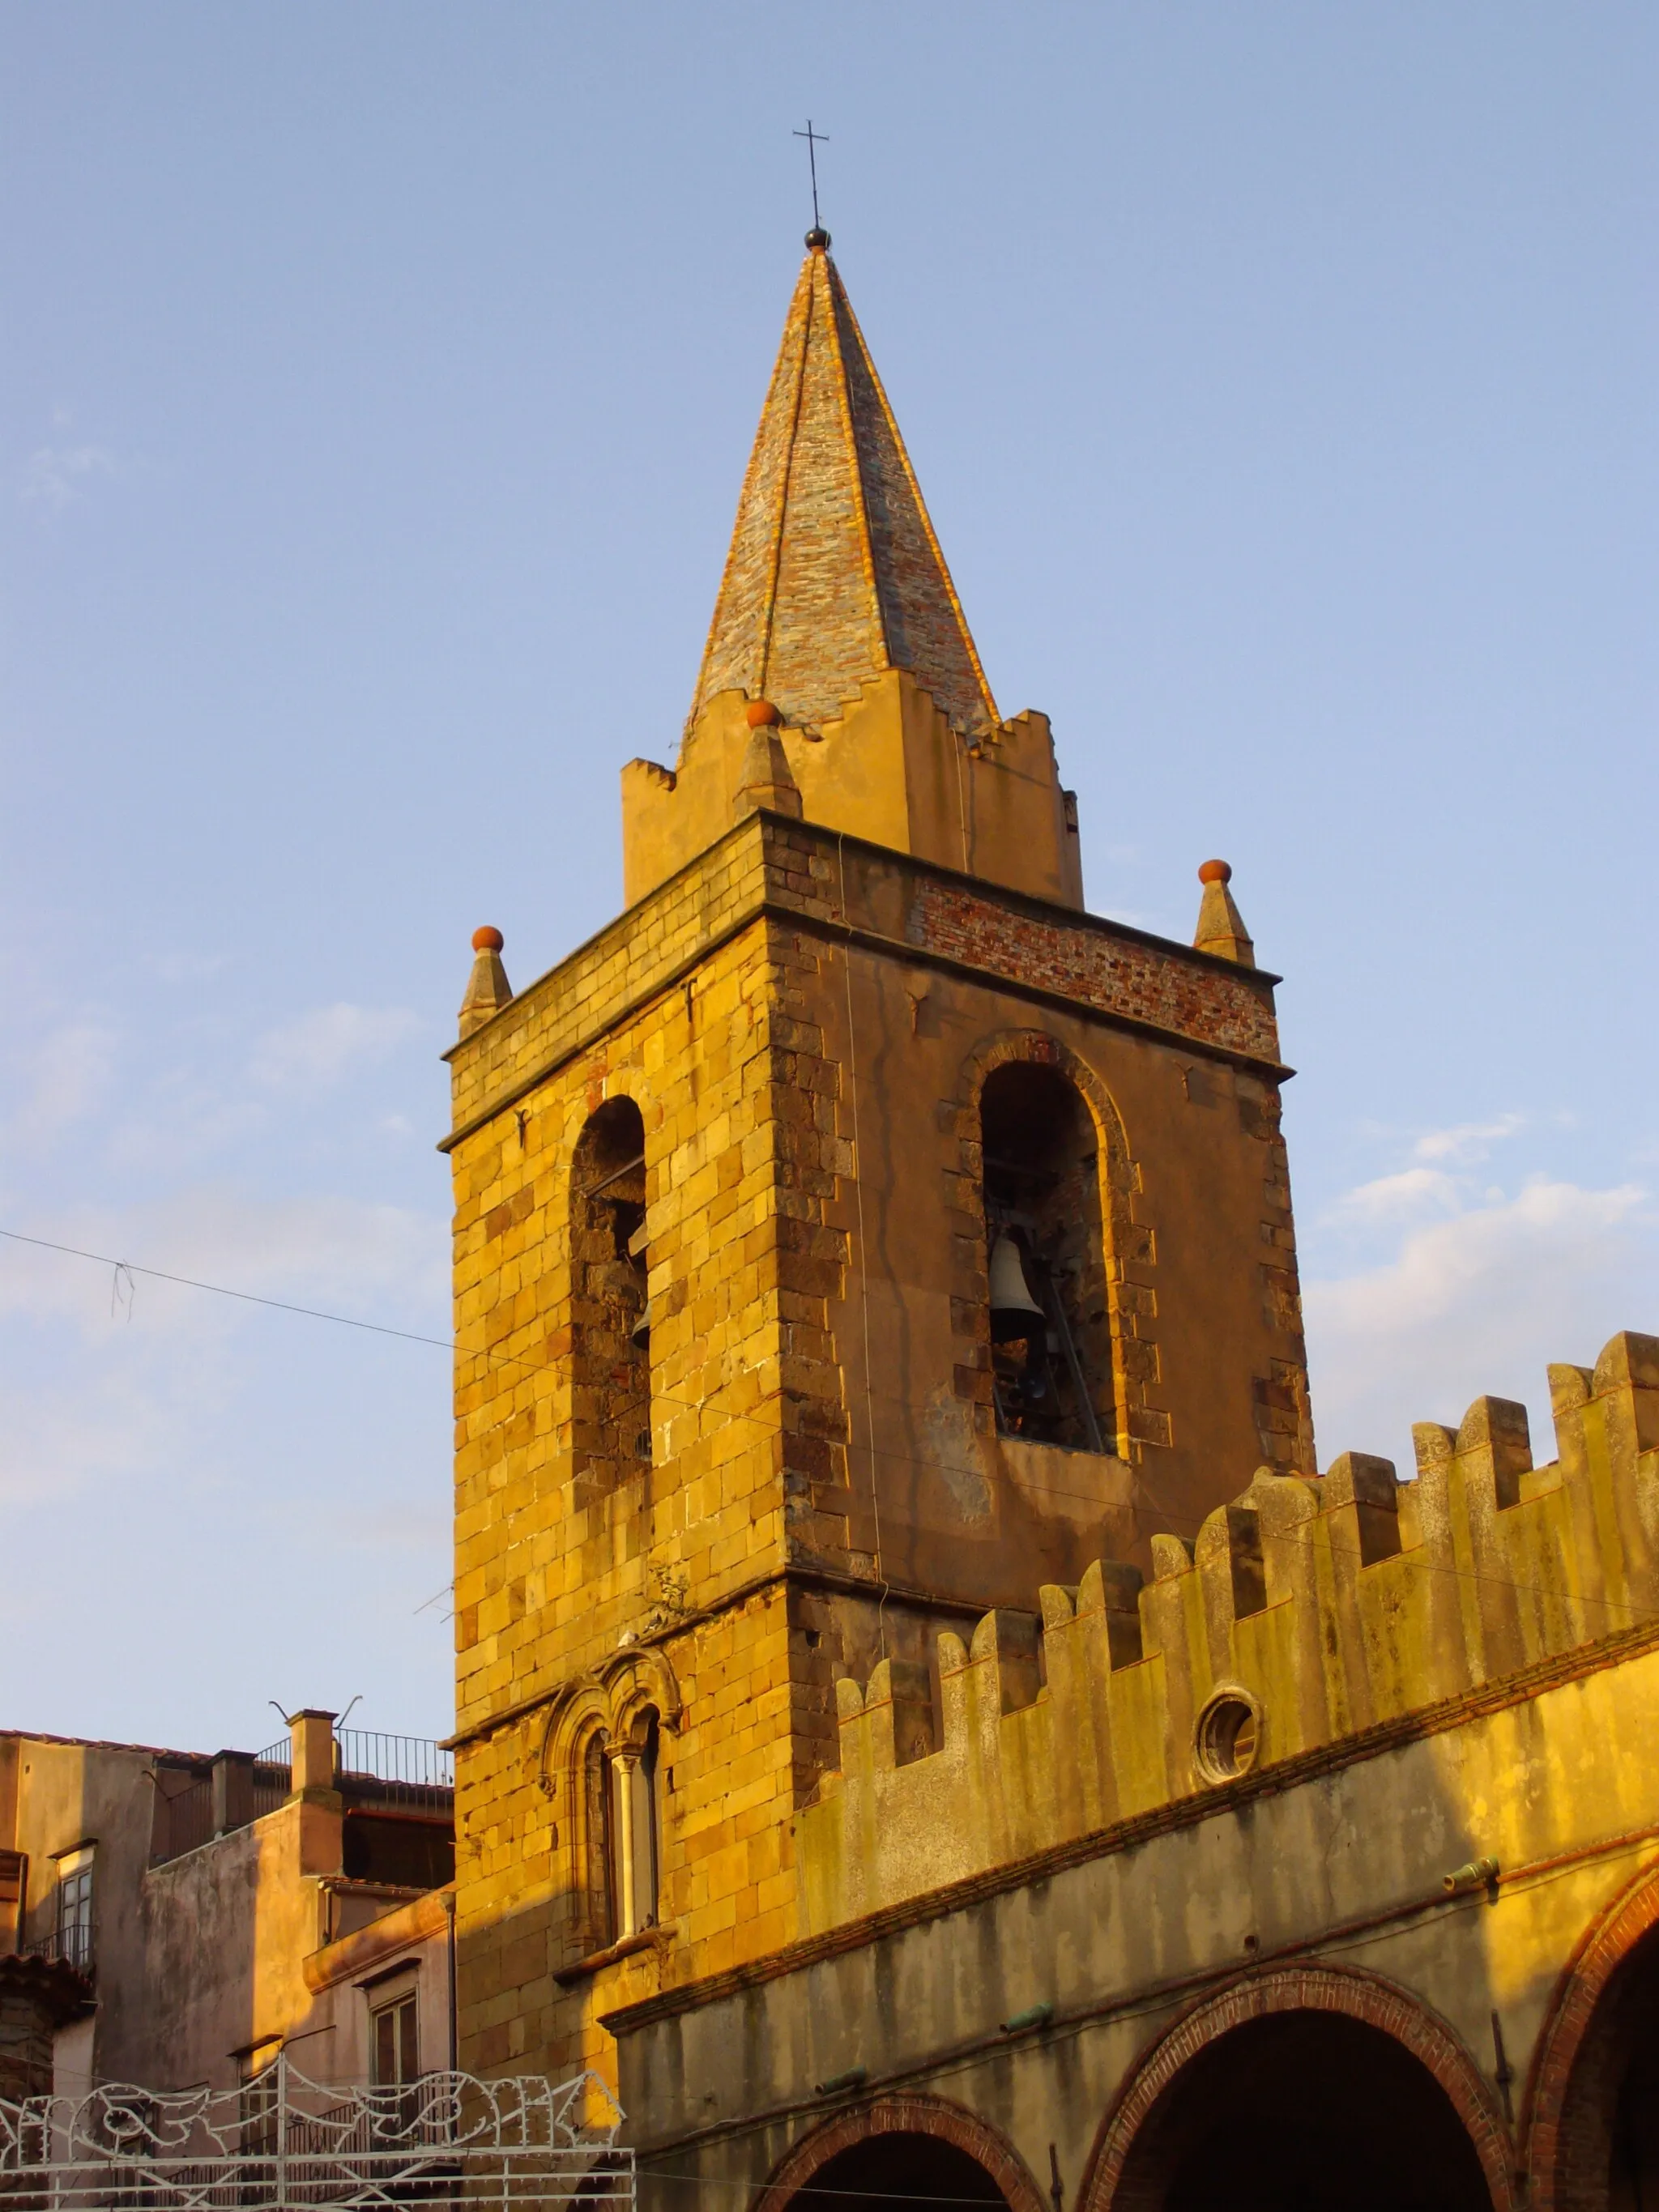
445;232;1314;2087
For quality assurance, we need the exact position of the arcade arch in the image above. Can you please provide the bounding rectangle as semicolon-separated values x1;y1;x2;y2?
1528;1863;1659;2212
761;2096;1046;2212
1083;1969;1511;2212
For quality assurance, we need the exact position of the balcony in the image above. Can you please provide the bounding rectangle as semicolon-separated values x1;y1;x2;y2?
21;1923;95;1977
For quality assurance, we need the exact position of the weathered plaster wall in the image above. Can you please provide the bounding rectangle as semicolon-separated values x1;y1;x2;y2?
4;1737;161;2092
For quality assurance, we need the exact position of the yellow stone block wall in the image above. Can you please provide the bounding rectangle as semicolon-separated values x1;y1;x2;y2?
447;808;1320;2086
448;827;864;2078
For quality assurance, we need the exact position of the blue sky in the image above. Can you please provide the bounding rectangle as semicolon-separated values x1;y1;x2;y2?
3;3;1655;1750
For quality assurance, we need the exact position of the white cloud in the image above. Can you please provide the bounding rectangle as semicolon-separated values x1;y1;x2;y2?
1410;1113;1525;1166
1305;1175;1653;1475
2;1023;120;1152
21;443;117;514
249;1004;423;1094
1326;1166;1461;1224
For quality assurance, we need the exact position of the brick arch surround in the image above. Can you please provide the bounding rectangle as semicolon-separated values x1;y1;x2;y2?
757;2093;1049;2212
949;1028;1152;1462
1523;1856;1659;2212
1077;1966;1517;2212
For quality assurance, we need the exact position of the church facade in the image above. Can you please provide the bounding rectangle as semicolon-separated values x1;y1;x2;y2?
443;237;1659;2211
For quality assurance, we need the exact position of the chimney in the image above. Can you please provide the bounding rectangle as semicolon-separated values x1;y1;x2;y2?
289;1711;338;1799
211;1750;255;1837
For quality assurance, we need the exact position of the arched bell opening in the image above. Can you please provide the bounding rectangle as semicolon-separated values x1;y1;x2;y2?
1107;2009;1494;2212
787;2133;1010;2212
1550;1916;1659;2212
981;1060;1116;1453
570;1096;651;1498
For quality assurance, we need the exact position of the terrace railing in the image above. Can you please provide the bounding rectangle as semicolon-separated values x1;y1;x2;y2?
0;2053;629;2211
151;1733;454;1866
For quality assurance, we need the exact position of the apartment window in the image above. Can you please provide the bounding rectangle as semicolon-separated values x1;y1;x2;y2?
56;1853;94;1971
371;1991;419;2087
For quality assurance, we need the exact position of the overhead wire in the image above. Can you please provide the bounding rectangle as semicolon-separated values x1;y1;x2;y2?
2;1222;1653;1633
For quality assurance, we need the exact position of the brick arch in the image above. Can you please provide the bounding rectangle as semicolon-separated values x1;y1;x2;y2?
757;2093;1049;2212
1523;1854;1659;2212
1078;1965;1516;2212
953;1029;1133;1181
949;1028;1148;1463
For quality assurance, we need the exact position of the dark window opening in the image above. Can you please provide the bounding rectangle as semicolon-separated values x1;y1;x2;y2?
982;1062;1115;1453
615;1710;660;1936
571;1098;650;1495
582;1730;616;1951
342;1814;454;1890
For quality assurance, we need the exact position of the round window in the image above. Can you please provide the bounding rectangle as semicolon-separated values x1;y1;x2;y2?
1194;1691;1260;1784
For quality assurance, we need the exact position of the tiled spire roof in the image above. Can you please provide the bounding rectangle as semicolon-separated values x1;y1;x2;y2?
687;240;1000;739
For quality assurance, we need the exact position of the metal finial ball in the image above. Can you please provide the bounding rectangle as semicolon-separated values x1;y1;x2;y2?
805;226;831;250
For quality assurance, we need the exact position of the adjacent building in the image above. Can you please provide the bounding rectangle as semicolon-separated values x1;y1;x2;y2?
0;1711;454;2105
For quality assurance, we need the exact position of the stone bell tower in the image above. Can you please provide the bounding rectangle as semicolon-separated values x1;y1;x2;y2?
444;231;1314;2089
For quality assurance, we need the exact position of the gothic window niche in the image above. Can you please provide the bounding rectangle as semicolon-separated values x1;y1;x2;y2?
575;1713;661;1954
569;1097;650;1500
981;1059;1118;1454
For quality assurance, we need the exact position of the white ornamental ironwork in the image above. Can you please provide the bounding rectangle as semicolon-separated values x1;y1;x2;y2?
0;2052;631;2212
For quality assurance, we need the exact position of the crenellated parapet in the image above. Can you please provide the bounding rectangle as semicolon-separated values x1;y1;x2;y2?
797;1331;1659;1931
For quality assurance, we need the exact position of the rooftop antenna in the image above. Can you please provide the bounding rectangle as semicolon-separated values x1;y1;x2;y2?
793;119;830;248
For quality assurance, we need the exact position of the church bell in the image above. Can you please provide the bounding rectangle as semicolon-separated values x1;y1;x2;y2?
989;1234;1045;1342
631;1298;651;1348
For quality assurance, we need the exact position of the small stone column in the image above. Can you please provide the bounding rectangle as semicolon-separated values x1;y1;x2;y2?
612;1747;641;1940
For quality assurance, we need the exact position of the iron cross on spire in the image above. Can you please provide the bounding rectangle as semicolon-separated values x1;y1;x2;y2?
793;119;830;245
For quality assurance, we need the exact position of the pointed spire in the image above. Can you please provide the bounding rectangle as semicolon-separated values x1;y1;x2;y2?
1193;861;1255;968
458;926;513;1038
688;238;998;739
